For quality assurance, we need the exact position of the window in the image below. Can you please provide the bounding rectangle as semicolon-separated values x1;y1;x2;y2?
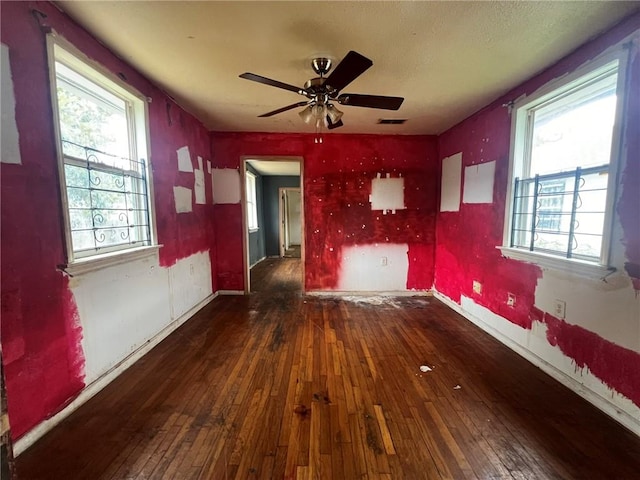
504;50;627;268
49;39;153;263
246;172;258;231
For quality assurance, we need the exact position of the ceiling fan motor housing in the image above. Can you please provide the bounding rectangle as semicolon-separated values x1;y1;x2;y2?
303;77;334;99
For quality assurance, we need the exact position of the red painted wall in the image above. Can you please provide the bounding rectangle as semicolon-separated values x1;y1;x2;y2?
210;133;439;291
435;13;640;405
0;1;217;438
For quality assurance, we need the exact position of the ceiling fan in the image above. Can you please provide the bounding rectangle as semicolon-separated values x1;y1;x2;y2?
239;51;404;137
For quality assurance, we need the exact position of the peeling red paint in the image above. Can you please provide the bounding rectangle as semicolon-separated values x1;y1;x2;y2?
542;313;640;408
210;133;439;291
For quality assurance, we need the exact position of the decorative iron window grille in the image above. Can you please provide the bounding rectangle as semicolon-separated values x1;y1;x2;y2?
62;139;151;256
511;164;609;262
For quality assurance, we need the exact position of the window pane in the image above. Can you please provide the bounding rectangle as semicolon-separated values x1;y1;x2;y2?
56;62;130;162
54;47;153;259
530;70;617;176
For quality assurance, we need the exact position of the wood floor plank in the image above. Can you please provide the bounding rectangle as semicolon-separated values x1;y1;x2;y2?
15;257;640;479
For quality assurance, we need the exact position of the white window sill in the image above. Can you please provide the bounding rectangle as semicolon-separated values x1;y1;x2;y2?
60;245;162;277
249;228;259;233
497;246;615;280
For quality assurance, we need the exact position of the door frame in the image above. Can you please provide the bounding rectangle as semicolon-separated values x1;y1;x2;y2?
279;187;301;257
241;156;304;294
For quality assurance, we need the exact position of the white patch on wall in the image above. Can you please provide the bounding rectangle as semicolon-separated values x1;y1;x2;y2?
534;269;639;351
370;173;405;214
463;160;495;204
173;186;193;213
69;252;171;383
338;243;409;291
206;160;211;174
168;250;212;320
194;169;206;205
69;251;212;385
1;44;21;165
440;152;462;212
177;145;193;172
212;168;241;204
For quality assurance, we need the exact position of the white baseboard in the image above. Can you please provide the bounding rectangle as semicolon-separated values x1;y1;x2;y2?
217;290;245;295
307;290;432;297
14;292;218;456
249;256;267;268
433;291;640;437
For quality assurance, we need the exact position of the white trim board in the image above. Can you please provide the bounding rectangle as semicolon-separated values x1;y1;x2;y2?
433;290;640;437
14;292;218;456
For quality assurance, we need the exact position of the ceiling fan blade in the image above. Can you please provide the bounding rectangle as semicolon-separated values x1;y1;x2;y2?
325;51;373;93
337;93;404;110
258;101;309;117
239;72;305;95
326;116;344;130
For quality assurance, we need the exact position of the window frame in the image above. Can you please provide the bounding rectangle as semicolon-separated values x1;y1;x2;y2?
246;171;259;232
46;33;158;272
500;43;630;277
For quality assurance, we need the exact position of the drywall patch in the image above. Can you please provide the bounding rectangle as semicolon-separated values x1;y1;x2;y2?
440;152;462;212
212;168;241;204
194;169;205;205
370;173;405;214
173;186;193;213
1;44;21;165
534;268;640;351
177;146;193;172
168;250;213;320
338;243;409;291
463;160;495;204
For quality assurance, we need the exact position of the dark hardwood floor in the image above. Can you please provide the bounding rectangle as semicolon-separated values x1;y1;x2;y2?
16;257;640;479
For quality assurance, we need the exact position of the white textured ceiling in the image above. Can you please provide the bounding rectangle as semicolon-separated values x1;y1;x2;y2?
56;1;639;135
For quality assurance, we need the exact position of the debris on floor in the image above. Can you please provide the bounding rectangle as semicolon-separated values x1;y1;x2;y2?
419;365;433;372
453;384;462;390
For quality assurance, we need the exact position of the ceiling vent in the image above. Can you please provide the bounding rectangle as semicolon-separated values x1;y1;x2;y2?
378;119;407;124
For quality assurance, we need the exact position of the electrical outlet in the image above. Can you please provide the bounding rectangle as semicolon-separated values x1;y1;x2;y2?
472;280;482;295
553;299;566;319
507;293;516;307
381;256;388;266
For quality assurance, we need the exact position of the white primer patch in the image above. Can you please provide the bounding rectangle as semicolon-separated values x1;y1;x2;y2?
338;244;409;291
177;146;193;172
173;186;193;213
206;160;211;174
194;169;205;205
1;44;21;165
463;160;495;204
440;152;462;211
212;168;241;204
370;174;405;214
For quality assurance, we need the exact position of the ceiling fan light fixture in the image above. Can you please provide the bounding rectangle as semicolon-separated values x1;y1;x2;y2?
298;105;315;124
326;104;343;123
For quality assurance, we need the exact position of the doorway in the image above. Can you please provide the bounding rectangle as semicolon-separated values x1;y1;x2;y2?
242;157;304;293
